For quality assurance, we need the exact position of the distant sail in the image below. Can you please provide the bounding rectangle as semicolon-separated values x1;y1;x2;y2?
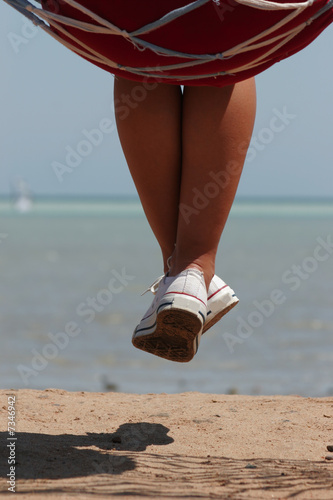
12;177;33;213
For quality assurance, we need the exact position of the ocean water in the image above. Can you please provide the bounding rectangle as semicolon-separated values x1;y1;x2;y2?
1;198;332;396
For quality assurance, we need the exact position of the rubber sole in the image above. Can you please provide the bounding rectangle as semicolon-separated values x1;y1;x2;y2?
132;307;203;363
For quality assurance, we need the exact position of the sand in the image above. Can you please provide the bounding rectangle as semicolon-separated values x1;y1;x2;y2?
1;389;333;499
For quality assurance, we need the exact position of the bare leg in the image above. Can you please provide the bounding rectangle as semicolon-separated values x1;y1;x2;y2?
170;79;257;288
114;77;256;286
114;77;182;271
117;77;257;360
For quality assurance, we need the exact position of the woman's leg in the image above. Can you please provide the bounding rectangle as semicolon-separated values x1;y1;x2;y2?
116;76;256;361
114;77;182;272
169;79;257;289
114;77;256;286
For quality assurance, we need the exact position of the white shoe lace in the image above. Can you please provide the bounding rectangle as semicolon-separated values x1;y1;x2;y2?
141;253;173;296
141;275;164;296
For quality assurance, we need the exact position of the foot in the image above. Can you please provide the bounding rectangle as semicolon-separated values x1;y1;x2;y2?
132;269;207;362
140;273;239;334
204;275;239;333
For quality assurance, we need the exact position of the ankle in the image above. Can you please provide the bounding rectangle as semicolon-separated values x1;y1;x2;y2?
162;246;176;274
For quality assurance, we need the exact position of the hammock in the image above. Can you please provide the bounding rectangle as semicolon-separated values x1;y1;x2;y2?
3;0;333;86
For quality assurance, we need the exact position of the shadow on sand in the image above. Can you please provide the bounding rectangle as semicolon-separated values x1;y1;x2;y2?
1;425;333;498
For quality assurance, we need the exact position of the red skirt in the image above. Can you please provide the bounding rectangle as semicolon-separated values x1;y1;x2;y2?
41;0;333;86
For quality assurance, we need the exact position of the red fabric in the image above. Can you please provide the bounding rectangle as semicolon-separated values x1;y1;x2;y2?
41;0;333;86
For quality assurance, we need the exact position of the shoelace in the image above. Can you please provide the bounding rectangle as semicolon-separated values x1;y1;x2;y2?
141;253;174;296
141;275;164;296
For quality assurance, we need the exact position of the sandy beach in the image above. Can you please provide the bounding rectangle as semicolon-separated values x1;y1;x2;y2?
1;389;333;499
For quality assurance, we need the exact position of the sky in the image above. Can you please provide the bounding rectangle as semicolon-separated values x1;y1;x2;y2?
1;2;333;198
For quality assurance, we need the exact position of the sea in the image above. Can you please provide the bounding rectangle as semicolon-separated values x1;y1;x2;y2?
1;197;332;397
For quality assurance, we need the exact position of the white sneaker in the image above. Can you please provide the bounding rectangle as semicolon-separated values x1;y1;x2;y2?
204;275;239;333
140;273;239;334
132;269;207;362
